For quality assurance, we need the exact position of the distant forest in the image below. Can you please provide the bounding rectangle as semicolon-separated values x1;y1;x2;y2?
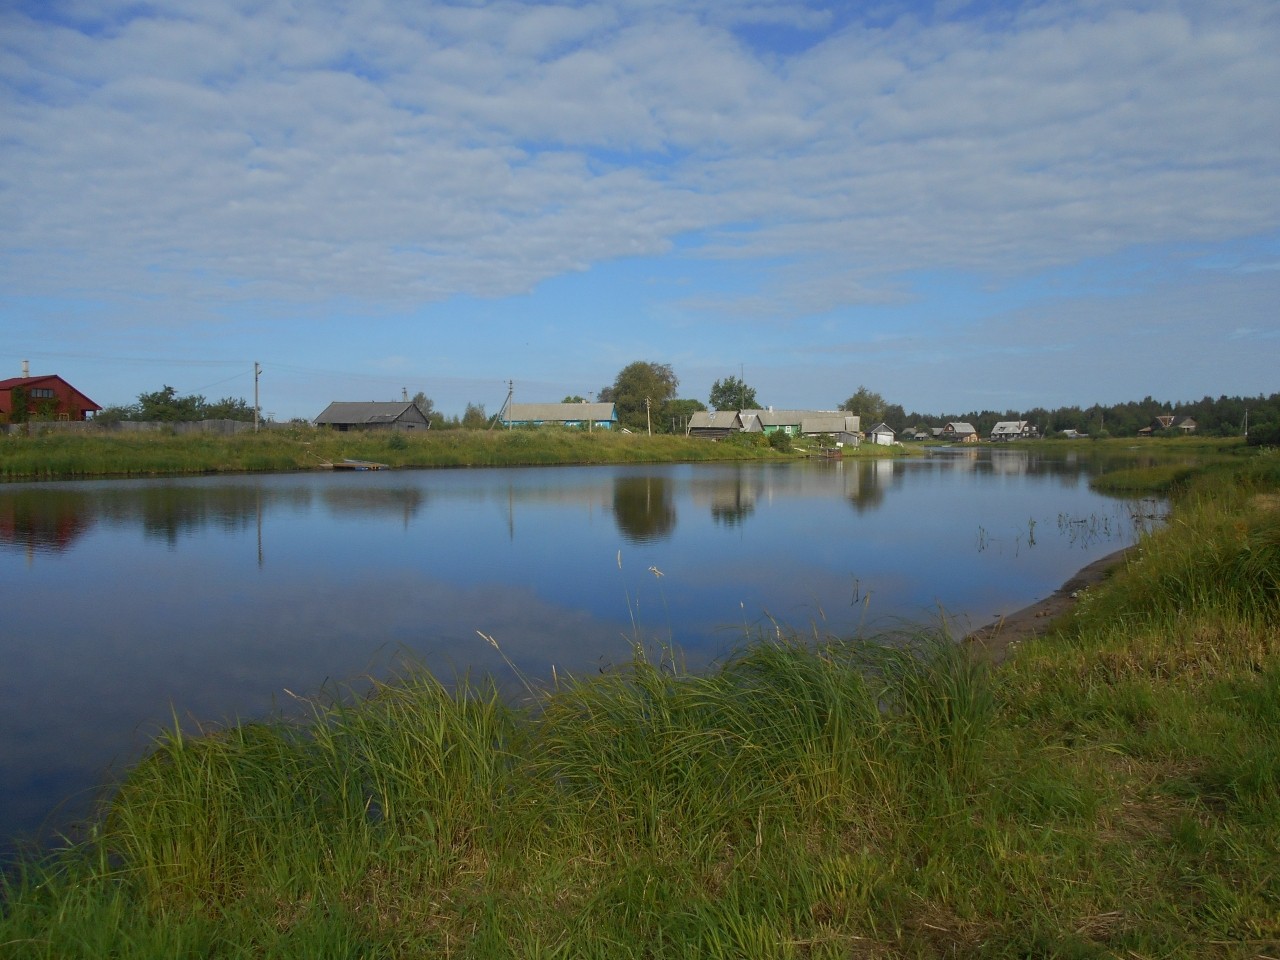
893;392;1280;444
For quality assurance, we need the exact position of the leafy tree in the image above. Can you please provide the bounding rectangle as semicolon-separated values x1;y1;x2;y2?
412;391;435;421
7;385;29;423
709;376;758;411
609;361;679;433
562;395;587;404
666;398;707;434
203;396;255;421
842;387;886;425
136;385;204;422
461;402;489;429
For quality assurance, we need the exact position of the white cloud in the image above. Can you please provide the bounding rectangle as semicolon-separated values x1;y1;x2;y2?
1;0;1277;329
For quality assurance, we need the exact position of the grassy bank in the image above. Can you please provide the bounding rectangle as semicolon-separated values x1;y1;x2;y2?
0;427;912;481
2;450;1278;957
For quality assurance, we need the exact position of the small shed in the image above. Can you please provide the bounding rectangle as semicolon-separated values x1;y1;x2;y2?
867;422;896;446
314;402;431;431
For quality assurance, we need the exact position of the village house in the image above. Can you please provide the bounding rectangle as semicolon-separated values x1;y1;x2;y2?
687;410;745;440
503;402;616;429
0;368;101;422
941;422;979;443
1137;415;1197;437
314;401;431;431
989;420;1038;441
690;409;860;445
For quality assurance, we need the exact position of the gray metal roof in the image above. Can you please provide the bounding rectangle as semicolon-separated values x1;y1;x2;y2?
506;402;616;423
314;401;426;425
945;422;978;435
689;410;741;429
801;414;861;434
990;420;1029;436
741;408;844;426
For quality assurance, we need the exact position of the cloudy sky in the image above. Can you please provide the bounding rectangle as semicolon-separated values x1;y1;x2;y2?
3;0;1277;420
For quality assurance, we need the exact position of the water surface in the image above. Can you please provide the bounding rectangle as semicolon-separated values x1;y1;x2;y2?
1;451;1156;855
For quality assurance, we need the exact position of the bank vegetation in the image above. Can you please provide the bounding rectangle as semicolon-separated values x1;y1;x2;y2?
0;425;894;481
1;443;1277;957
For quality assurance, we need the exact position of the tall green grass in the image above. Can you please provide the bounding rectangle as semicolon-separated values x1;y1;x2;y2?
3;447;1279;957
0;427;794;480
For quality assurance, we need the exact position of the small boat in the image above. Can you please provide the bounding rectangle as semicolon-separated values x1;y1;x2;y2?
327;458;390;471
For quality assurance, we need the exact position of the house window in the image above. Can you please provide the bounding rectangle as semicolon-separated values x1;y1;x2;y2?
31;388;55;399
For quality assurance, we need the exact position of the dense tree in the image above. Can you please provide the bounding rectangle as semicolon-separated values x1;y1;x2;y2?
609;361;679;433
411;391;435;422
99;385;256;423
842;387;887;425
461;402;489;429
562;395;587;404
666;397;707;434
709;376;758;411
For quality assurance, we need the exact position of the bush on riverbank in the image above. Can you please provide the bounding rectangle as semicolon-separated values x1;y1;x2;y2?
2;448;1278;957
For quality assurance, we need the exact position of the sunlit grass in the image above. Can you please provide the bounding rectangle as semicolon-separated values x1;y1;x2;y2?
3;444;1279;956
0;427;797;480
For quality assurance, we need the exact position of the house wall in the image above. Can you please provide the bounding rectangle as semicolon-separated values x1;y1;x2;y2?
1;381;96;422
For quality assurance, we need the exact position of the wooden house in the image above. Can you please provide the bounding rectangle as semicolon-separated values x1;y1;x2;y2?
0;373;101;422
941;422;979;443
989;420;1037;441
314;401;431;431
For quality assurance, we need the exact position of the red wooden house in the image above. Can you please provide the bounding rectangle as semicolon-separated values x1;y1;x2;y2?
0;374;102;422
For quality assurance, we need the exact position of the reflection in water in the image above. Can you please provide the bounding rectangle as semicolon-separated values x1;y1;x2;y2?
611;475;676;542
709;475;756;526
321;487;426;525
845;459;895;513
0;491;96;555
2;455;1161;859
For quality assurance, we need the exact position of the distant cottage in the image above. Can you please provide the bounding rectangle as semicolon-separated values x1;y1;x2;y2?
314;402;431;431
689;409;860;445
941;422;979;443
0;370;101;423
989;420;1037;441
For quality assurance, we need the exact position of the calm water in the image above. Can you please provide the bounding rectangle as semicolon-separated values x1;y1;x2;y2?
1;451;1157;855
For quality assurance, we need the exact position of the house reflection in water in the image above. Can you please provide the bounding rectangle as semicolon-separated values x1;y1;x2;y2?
0;490;95;558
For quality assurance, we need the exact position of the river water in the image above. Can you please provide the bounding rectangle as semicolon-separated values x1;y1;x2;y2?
0;450;1157;856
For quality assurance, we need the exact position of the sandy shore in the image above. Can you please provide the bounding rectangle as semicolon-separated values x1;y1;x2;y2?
964;547;1133;663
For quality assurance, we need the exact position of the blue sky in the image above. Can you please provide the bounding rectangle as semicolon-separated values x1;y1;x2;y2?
2;0;1277;420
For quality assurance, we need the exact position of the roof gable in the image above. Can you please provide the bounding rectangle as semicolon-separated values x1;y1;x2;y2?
314;401;426;425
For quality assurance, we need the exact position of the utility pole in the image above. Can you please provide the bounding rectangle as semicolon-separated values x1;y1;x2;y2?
254;362;261;432
645;397;652;436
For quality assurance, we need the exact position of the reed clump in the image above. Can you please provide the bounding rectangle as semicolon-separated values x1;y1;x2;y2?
3;448;1279;957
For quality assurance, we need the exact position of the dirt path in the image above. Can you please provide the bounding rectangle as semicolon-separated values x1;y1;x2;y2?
964;547;1133;663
